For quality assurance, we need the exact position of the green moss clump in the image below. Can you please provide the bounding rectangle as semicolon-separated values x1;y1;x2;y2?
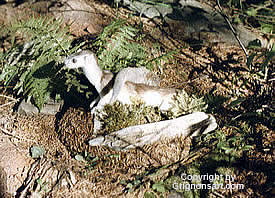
97;90;209;134
97;101;166;134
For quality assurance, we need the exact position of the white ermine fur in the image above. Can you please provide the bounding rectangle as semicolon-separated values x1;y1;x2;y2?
64;50;114;109
64;50;178;131
64;50;173;110
121;81;177;111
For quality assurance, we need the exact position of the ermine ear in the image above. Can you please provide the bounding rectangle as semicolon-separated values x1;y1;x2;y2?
95;54;99;63
84;55;88;62
91;53;98;63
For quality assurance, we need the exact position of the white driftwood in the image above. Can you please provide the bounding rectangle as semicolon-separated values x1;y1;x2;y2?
89;112;217;151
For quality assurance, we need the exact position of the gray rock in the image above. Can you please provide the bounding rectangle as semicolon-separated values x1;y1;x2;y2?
50;0;105;35
118;0;174;18
17;99;63;115
17;101;39;115
116;0;262;47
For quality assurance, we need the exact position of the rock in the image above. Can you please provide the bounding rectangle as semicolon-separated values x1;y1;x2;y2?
116;0;263;47
50;0;106;36
17;101;39;115
89;112;217;150
0;166;12;198
17;98;63;115
30;145;45;159
117;0;173;18
0;139;33;196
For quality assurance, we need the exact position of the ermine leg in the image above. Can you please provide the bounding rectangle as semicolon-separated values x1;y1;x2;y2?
90;95;101;110
91;90;113;132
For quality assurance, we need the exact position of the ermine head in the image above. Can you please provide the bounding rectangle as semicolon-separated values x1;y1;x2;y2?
64;50;97;69
64;50;104;92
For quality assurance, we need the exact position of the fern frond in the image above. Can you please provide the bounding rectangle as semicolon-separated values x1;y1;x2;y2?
93;19;148;72
0;15;84;110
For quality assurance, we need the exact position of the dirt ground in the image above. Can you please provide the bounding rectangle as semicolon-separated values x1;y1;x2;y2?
0;0;274;197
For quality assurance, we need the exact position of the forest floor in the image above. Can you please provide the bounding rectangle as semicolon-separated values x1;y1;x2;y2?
0;0;273;197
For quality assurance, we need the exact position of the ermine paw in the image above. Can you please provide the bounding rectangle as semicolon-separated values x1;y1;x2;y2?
90;101;97;109
91;107;98;115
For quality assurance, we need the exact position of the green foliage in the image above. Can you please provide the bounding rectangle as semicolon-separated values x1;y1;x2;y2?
235;44;274;123
227;0;243;9
194;122;254;163
36;178;50;193
93;19;148;72
224;0;274;34
164;165;201;198
77;152;101;171
247;44;274;81
93;19;172;72
120;174;144;193
0;15;83;110
152;181;166;193
144;191;157;198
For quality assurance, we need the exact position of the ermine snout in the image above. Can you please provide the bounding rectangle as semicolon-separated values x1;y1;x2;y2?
64;57;78;69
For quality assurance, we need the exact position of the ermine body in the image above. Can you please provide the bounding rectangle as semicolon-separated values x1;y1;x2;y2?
110;67;160;103
120;82;177;111
64;50;174;112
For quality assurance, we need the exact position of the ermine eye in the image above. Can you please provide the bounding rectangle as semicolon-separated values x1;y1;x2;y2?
72;58;77;63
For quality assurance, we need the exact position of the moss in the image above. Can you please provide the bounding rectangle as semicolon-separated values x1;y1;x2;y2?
97;90;209;135
97;101;166;134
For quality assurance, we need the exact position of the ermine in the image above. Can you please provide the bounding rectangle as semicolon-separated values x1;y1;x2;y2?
64;50;176;112
64;50;218;148
119;81;177;111
64;50;114;109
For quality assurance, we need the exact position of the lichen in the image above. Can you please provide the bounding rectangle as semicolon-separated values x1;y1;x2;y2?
169;90;208;118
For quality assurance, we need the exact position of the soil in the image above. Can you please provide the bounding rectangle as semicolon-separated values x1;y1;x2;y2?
0;0;273;197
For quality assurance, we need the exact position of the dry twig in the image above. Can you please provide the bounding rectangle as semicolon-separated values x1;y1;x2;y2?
0;127;36;142
216;0;249;58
